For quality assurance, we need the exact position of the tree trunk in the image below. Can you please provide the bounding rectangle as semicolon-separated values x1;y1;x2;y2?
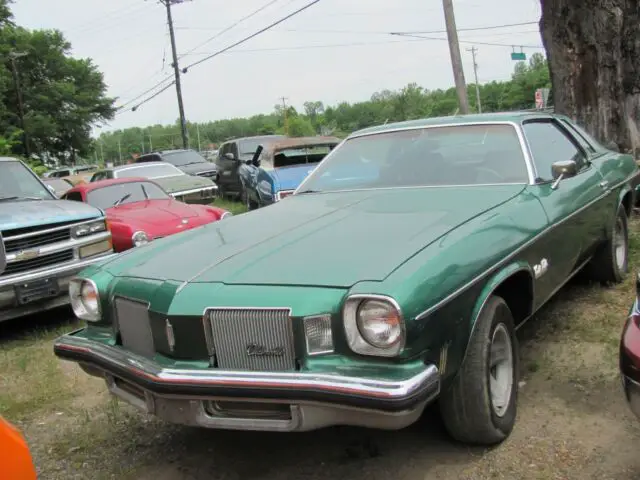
540;0;640;156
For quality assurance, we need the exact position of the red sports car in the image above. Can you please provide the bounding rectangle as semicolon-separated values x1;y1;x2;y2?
62;177;231;252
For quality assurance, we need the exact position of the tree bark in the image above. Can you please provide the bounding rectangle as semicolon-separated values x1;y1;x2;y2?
540;0;640;155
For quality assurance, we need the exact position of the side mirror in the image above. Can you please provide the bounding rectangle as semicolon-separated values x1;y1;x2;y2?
606;140;620;153
224;152;236;161
550;160;578;190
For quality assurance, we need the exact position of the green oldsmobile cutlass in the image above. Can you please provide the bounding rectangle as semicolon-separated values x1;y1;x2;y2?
54;112;639;445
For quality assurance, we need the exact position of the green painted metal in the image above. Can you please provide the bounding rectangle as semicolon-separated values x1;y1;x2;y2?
67;113;640;389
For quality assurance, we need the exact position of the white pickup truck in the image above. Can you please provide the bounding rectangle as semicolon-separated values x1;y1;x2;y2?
0;158;115;322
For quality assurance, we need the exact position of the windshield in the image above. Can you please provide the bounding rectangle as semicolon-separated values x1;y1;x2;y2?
239;137;284;156
267;145;335;169
162;151;207;166
44;178;71;190
86;181;169;209
297;124;528;193
115;163;184;179
0;161;54;200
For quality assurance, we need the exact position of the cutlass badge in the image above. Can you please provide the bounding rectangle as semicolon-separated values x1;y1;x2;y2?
246;343;285;357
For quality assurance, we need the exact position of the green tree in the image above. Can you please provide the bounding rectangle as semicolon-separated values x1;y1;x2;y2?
0;2;115;164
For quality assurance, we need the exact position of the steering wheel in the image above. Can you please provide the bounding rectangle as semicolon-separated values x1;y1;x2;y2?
475;167;504;183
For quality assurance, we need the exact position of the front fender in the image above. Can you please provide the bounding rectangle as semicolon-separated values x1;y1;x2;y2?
468;261;534;332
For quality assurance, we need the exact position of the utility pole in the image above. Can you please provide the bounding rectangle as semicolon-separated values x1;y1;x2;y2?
467;46;482;113
162;0;189;149
99;141;104;163
442;0;469;114
9;52;29;156
280;96;289;135
117;139;122;165
196;123;201;151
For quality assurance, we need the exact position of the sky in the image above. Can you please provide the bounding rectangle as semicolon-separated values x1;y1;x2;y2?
12;0;543;134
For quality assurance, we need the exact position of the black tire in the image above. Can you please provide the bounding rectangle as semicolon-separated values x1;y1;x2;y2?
586;203;629;284
217;178;227;200
240;184;258;211
440;295;519;445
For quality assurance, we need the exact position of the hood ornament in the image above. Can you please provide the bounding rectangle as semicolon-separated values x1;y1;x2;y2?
181;218;189;225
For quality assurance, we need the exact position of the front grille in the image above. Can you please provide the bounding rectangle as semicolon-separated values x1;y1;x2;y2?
3;227;72;253
207;308;295;372
114;297;155;357
3;249;74;276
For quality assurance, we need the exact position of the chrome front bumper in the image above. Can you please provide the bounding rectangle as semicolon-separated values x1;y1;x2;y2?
54;331;441;432
0;252;117;322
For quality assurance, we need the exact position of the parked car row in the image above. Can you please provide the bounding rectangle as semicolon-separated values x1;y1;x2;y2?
45;112;640;447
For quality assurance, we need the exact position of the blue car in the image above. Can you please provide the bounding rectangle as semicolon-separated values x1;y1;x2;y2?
238;136;341;210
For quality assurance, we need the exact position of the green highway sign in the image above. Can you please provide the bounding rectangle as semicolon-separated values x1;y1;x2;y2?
511;52;527;61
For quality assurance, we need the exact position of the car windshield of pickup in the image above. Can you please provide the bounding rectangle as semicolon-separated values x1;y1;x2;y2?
296;124;529;193
162;151;208;167
0;161;55;201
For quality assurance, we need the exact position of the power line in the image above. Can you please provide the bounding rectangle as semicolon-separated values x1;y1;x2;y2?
180;0;282;58
392;32;543;49
391;21;539;35
116;81;176;116
116;76;174;110
182;0;322;71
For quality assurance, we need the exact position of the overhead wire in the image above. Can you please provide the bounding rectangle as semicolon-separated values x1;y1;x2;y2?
179;0;283;58
115;81;176;116
182;0;322;70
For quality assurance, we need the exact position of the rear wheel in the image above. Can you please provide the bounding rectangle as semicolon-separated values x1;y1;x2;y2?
241;184;258;211
440;295;519;445
585;203;628;284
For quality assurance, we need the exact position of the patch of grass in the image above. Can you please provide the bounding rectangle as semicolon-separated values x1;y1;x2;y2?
211;197;248;216
0;320;79;421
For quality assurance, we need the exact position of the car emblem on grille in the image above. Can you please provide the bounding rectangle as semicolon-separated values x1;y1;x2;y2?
181;219;189;225
246;343;285;357
165;319;175;352
15;248;40;261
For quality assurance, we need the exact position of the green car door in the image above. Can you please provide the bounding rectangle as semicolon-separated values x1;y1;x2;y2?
522;118;607;305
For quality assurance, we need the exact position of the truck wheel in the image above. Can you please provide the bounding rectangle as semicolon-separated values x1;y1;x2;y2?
440;295;518;445
586;203;628;284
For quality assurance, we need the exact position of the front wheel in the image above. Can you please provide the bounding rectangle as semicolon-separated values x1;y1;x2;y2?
439;295;519;445
241;185;258;211
585;203;628;284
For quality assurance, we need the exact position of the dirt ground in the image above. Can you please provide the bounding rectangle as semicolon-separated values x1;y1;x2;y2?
2;222;640;479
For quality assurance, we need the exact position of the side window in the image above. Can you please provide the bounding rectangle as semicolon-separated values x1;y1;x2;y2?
230;142;239;159
523;121;588;181
64;191;83;202
561;120;596;153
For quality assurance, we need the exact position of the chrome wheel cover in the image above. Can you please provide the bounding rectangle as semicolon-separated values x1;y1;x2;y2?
614;217;627;271
489;323;514;418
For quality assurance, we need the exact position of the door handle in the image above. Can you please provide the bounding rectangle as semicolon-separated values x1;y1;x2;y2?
599;180;609;189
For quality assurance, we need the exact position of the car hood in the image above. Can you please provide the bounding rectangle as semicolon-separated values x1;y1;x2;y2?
106;199;206;227
269;163;319;191
102;185;526;288
178;162;217;175
0;199;102;231
152;175;215;193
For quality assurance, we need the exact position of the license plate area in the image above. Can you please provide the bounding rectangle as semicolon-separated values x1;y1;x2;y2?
14;278;59;305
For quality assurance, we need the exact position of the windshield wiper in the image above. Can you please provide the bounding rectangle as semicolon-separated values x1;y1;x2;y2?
296;189;321;195
0;196;18;202
113;193;132;206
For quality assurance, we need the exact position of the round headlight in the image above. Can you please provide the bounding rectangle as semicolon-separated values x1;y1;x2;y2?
356;299;402;348
69;279;100;322
132;230;149;247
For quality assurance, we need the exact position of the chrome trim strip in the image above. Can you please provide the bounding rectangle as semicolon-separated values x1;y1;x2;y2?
415;173;634;321
55;333;440;400
0;252;116;288
171;186;218;197
3;217;105;241
294;183;527;197
5;231;112;263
